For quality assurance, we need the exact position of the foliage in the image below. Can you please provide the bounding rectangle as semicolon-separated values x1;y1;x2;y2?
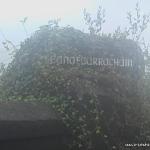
0;2;150;150
82;3;150;150
126;2;150;42
20;17;28;37
0;24;146;150
83;6;105;35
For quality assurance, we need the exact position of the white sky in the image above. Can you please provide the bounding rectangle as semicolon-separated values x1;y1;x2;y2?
0;0;150;64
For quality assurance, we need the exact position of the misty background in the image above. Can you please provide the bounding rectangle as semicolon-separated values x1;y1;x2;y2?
0;0;150;64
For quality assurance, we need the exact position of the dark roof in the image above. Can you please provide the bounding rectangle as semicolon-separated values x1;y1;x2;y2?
0;101;69;140
0;101;58;121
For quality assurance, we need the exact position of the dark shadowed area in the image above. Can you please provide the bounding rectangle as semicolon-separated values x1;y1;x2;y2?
0;101;70;150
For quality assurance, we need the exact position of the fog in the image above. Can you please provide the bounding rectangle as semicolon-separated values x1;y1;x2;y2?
0;1;150;150
0;0;150;64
